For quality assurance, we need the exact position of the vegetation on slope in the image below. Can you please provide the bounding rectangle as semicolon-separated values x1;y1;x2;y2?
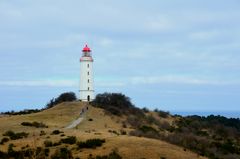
92;93;144;117
0;129;115;159
1;91;239;158
92;92;240;159
45;92;77;109
165;115;240;159
1;109;41;116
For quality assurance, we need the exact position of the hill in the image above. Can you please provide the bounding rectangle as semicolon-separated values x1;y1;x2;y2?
0;101;205;159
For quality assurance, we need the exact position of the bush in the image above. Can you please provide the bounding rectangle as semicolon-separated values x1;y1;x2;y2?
154;109;169;118
1;109;41;115
21;121;48;128
0;137;9;145
77;139;105;149
45;92;77;109
61;136;77;145
51;147;73;159
158;121;171;131
53;142;62;146
44;140;53;147
120;130;127;135
51;130;62;135
3;130;28;140
44;148;50;157
146;115;160;125
0;151;8;158
142;107;150;113
40;130;46;136
129;125;159;139
126;115;142;128
95;150;122;159
92;93;144;117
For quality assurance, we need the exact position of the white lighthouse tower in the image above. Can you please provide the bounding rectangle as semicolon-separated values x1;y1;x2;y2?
79;44;94;102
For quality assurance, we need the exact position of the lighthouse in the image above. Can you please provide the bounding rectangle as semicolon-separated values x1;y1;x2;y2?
79;44;94;102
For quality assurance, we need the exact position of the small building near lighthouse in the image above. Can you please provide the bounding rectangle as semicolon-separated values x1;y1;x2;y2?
79;44;94;102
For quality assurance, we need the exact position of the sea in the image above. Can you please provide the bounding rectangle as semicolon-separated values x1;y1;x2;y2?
171;111;240;119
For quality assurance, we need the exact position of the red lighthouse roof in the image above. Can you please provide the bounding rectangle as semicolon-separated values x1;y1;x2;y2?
82;44;91;52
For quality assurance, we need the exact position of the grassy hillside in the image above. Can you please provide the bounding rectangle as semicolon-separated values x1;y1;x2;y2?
0;101;205;159
91;93;240;159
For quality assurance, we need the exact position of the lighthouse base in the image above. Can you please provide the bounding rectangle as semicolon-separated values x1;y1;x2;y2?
79;91;94;102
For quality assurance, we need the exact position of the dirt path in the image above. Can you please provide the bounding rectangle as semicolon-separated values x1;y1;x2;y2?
65;105;88;129
65;116;84;129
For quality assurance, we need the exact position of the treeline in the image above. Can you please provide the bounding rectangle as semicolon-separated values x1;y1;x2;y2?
45;92;77;109
164;115;240;159
1;109;41;115
91;92;144;117
92;92;240;159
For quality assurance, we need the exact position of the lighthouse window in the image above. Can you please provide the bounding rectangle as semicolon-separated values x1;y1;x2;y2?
88;87;90;90
88;79;90;83
87;64;89;68
87;72;89;75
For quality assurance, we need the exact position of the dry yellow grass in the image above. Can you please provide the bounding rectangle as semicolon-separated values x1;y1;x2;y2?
0;102;207;159
0;102;85;135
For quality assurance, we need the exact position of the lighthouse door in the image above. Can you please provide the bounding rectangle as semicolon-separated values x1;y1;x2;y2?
87;95;90;102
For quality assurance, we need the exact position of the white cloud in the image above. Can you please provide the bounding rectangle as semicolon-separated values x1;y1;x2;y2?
129;75;239;85
0;80;77;87
96;82;125;87
0;79;126;88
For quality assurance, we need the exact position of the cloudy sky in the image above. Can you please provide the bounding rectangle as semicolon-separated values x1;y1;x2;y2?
0;0;240;114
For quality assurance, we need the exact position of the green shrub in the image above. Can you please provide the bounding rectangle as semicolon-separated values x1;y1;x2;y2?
108;130;119;135
0;150;8;158
0;137;9;144
7;143;25;158
146;115;160;125
120;130;127;135
40;130;46;136
129;125;160;139
3;130;28;140
21;121;48;128
154;109;169;118
139;125;158;133
51;130;62;135
3;131;15;137
51;147;73;159
44;148;50;156
36;147;42;156
95;150;122;159
61;136;77;145
53;141;62;146
77;139;105;149
92;93;144;117
2;109;41;115
44;140;53;147
8;143;15;153
142;107;149;113
45;92;77;109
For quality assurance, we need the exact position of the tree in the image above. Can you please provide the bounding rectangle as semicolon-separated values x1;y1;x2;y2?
45;92;77;109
